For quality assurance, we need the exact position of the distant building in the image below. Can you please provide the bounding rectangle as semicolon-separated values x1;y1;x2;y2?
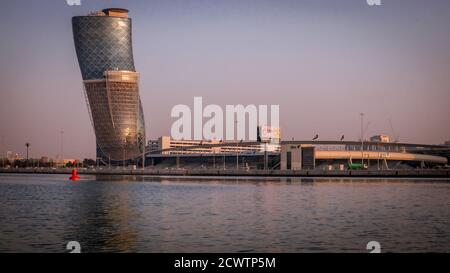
55;159;79;168
280;140;447;171
6;151;21;161
147;136;280;155
40;157;50;164
281;144;316;171
370;135;391;143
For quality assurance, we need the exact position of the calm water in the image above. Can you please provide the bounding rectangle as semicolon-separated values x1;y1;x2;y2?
0;174;449;253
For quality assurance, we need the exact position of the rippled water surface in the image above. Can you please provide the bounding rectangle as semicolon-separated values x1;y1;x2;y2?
0;174;449;253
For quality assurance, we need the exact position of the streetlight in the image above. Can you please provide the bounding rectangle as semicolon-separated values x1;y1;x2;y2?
25;142;30;168
235;120;239;171
60;130;64;159
213;149;216;169
264;141;268;171
360;113;364;166
211;135;216;170
1;135;4;168
236;140;239;171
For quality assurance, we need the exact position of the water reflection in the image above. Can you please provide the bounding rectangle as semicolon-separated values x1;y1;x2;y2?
64;180;140;252
0;174;449;253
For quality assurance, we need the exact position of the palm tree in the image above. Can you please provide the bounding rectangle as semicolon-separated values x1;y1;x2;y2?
25;142;30;161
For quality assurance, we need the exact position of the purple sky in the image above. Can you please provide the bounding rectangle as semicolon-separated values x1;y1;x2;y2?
1;0;450;159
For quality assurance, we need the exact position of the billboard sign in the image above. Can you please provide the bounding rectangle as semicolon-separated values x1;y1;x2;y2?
258;126;281;143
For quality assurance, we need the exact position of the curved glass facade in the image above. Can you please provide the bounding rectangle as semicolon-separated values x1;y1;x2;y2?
72;10;146;161
72;16;136;80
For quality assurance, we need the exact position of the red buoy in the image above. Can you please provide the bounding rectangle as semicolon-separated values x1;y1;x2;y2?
70;161;80;181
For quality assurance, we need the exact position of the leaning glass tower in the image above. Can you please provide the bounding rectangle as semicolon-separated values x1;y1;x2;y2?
72;8;146;162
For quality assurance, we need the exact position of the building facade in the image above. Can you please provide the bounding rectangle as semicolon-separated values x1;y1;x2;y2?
148;136;280;155
280;141;448;171
72;8;145;161
370;135;391;143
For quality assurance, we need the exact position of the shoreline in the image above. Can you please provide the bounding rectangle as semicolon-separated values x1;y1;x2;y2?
1;168;449;178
